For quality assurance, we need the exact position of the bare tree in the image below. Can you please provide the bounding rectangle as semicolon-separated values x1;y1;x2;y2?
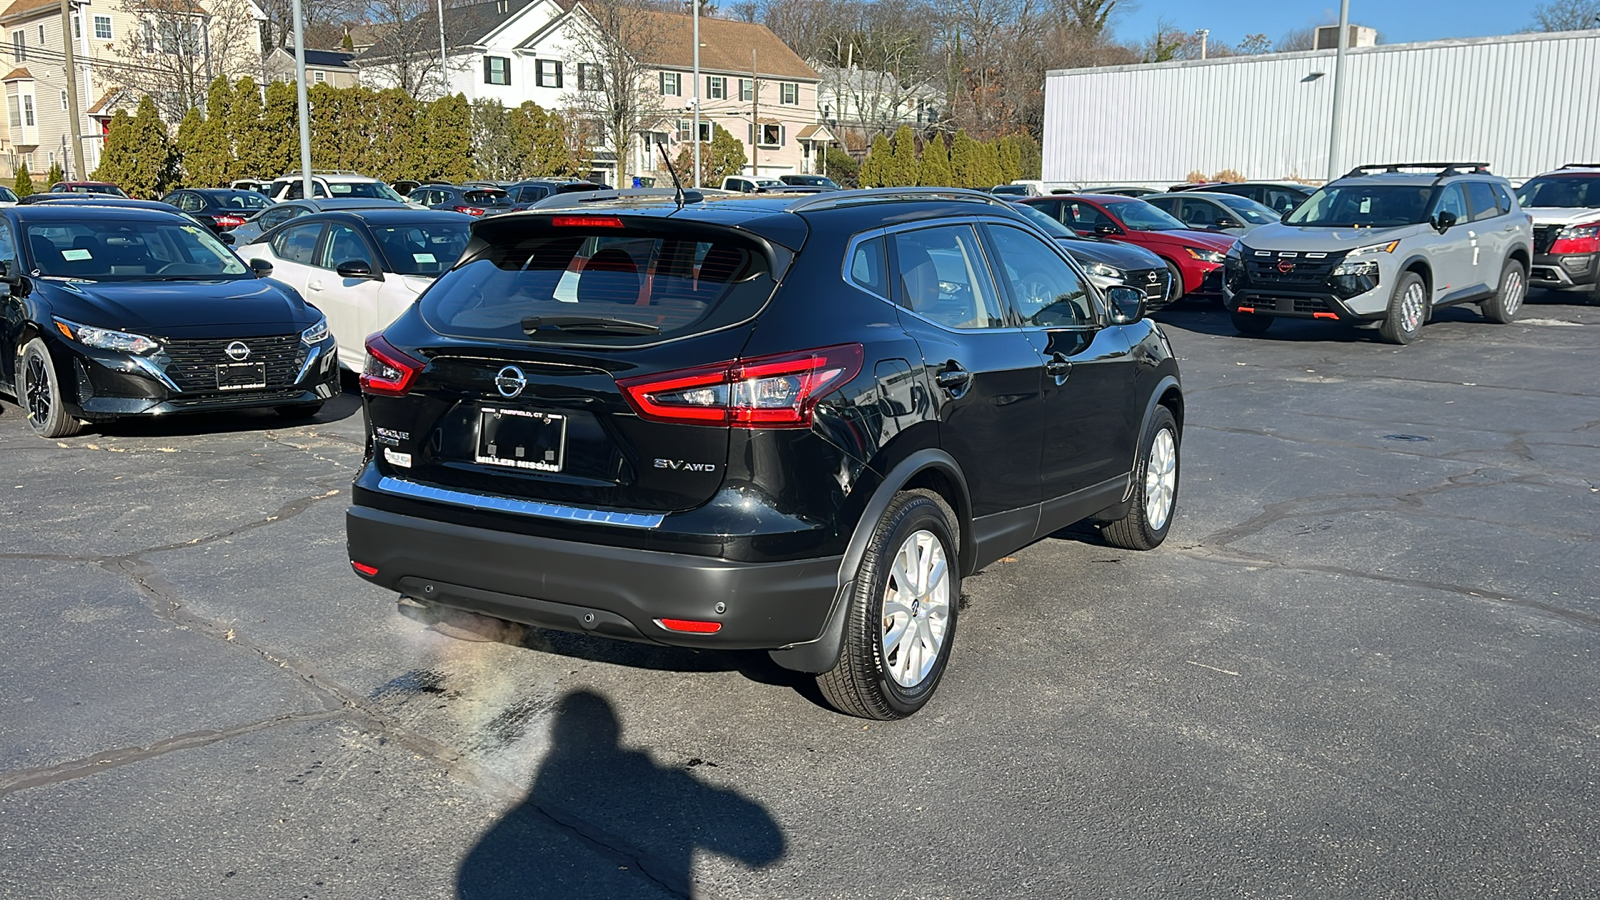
561;0;674;183
105;0;265;123
1528;0;1600;30
257;0;363;50
360;0;467;97
1275;26;1316;51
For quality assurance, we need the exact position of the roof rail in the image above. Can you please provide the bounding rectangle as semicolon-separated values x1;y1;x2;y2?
309;169;364;176
783;187;1011;214
526;188;703;210
1341;162;1492;180
1558;162;1600;170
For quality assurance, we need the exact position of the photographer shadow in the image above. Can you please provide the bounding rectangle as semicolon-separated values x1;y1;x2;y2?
457;690;786;899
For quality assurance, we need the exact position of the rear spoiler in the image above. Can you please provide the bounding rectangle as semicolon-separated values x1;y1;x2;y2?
527;188;705;210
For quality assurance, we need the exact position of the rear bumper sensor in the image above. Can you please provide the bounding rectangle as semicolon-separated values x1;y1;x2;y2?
375;476;665;529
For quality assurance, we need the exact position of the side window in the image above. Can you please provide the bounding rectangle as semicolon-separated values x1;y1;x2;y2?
847;235;887;298
319;224;375;270
261;207;299;230
1063;201;1112;231
0;220;15;275
891;225;1004;330
272;222;323;266
1466;182;1501;222
1492;183;1515;215
1434;184;1468;222
986;224;1094;327
180;193;204;212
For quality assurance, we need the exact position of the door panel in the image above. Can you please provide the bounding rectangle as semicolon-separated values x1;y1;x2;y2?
311;223;384;365
1428;185;1478;302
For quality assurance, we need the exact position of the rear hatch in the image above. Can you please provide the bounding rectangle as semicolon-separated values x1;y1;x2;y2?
383;214;793;514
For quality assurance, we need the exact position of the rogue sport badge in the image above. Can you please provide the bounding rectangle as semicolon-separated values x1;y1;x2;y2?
495;365;527;399
225;341;250;361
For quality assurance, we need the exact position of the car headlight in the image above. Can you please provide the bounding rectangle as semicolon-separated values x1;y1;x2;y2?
1343;240;1400;259
53;318;160;355
1185;247;1226;263
1225;243;1243;260
301;315;330;345
1084;262;1124;280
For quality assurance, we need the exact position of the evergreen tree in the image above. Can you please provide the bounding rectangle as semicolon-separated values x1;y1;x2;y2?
259;79;301;177
229;78;269;177
887;125;920;187
197;76;237;183
860;134;892;188
44;160;64;189
917;135;953;188
997;137;1022;186
371;89;422;181
672;122;745;186
977;141;1003;189
949;130;979;189
93;101;180;197
13;160;33;197
470;98;517;180
175;107;206;186
515;102;584;179
822;147;858;188
414;94;473;182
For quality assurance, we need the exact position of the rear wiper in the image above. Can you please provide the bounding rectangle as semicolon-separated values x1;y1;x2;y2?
521;315;660;336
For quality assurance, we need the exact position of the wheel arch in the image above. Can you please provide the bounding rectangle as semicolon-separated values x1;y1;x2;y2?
1398;255;1432;294
1121;375;1184;505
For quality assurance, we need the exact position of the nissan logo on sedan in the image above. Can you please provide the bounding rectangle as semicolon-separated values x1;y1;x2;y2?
495;365;527;399
225;341;250;361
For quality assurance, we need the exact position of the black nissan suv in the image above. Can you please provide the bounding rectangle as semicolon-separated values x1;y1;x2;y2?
346;188;1184;719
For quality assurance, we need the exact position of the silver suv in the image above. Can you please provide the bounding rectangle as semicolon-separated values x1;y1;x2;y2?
1223;163;1533;344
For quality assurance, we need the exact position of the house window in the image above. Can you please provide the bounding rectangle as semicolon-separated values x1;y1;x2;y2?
739;78;753;101
73;15;80;38
94;14;112;39
484;55;510;85
660;71;680;96
536;59;562;88
577;62;601;91
61;90;67;110
781;82;797;105
22;94;34;127
756;123;782;147
7;96;18;128
679;119;710;141
313;70;325;83
706;76;725;100
37;25;44;43
12;31;24;63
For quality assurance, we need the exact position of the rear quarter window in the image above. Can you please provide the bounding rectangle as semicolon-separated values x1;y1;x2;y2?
422;228;775;344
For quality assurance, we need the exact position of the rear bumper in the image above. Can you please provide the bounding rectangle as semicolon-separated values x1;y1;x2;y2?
1529;252;1598;290
346;504;844;650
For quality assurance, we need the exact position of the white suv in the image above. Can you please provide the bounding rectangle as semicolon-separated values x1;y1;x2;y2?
267;173;407;203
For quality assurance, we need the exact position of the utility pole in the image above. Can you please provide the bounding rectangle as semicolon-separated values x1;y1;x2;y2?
1196;29;1209;60
1326;0;1351;182
437;0;449;98
750;48;758;177
692;0;700;187
58;0;85;179
291;0;313;199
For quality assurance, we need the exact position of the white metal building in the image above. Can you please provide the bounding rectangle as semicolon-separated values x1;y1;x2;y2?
1041;29;1600;187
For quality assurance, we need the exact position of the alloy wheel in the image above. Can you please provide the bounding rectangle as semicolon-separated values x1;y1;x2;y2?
24;353;50;427
880;529;952;689
1144;427;1178;532
1503;269;1524;317
1400;282;1426;333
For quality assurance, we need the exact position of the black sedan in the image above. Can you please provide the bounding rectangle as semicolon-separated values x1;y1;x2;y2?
1009;201;1176;308
158;188;273;233
0;204;339;438
407;185;512;217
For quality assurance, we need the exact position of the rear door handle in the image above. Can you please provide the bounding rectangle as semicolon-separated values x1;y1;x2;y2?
307;280;324;292
1045;353;1073;384
935;363;971;395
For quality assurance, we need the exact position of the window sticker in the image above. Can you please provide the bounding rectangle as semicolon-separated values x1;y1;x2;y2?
62;248;92;261
413;253;436;264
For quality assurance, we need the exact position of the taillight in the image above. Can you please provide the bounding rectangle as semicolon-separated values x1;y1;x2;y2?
454;206;486;217
618;344;864;428
1550;223;1600;255
214;215;247;228
360;335;425;397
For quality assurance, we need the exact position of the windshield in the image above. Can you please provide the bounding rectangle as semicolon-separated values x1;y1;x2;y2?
1212;194;1279;224
464;190;510;205
26;219;249;280
1108;200;1187;231
1287;184;1435;227
59;184;128;197
1517;176;1600;208
1011;203;1078;240
0;186;15;202
330;181;405;201
370;222;472;276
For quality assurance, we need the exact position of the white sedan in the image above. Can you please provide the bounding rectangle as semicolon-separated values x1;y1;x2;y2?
237;209;472;369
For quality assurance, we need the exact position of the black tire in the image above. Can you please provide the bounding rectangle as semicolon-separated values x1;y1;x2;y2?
18;339;82;438
1481;259;1526;324
817;489;961;720
1164;259;1185;302
275;401;324;419
1230;312;1274;335
1378;271;1428;345
1101;406;1179;551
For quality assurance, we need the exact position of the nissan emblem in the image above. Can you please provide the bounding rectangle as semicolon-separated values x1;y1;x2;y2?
495;365;528;399
225;341;250;361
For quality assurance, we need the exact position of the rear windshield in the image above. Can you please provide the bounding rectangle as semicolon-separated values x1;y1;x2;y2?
422;229;773;343
1517;176;1600;208
329;181;404;200
464;190;510;205
26;219;248;280
370;222;472;276
207;191;271;210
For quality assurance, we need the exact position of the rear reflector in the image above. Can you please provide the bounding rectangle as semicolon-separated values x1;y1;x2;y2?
618;344;864;429
657;618;722;634
359;335;426;397
552;215;625;229
1313;312;1339;320
1236;307;1255;313
351;561;379;576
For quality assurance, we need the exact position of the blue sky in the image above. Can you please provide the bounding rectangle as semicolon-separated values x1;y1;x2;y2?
1112;1;1536;48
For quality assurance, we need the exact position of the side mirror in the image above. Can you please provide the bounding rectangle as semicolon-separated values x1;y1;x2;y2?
1094;223;1120;236
336;259;376;279
218;231;236;245
249;258;274;278
1216;217;1241;229
1105;285;1145;324
1434;210;1458;232
0;259;15;289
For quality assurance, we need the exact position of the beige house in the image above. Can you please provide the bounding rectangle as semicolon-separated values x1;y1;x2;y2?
264;47;358;88
0;0;265;181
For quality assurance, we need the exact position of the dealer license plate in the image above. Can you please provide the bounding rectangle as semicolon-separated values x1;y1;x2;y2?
216;363;267;391
475;408;566;472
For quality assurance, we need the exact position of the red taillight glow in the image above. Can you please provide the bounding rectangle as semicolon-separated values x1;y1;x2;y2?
1550;223;1600;255
351;561;379;576
552;215;625;228
657;618;722;634
214;215;247;228
359;335;425;397
454;206;486;217
618;344;864;429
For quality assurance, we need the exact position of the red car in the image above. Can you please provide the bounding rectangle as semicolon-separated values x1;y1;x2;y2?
1021;194;1236;299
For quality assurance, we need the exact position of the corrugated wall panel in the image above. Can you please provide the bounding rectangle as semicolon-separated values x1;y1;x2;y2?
1042;31;1600;184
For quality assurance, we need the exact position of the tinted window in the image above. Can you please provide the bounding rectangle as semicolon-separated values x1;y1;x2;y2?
0;220;16;272
370;222;471;276
319;223;375;270
1009;202;1077;240
986;225;1094;327
891;225;1004;330
1061;201;1114;231
464;190;510;205
1466;182;1501;222
1492;183;1515;214
515;186;549;203
274;222;323;265
24;219;247;279
423;229;770;343
1517;175;1600;208
259;206;301;230
848;235;888;298
1434;184;1467;222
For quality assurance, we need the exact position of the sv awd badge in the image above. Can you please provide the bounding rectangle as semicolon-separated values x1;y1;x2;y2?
655;459;717;473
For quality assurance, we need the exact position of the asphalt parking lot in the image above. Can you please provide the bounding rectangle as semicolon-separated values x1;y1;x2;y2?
2;294;1597;899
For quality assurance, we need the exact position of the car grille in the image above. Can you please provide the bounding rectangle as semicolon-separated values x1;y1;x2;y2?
1126;267;1171;302
162;335;305;396
1245;255;1340;287
1241;295;1334;314
1533;224;1560;254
